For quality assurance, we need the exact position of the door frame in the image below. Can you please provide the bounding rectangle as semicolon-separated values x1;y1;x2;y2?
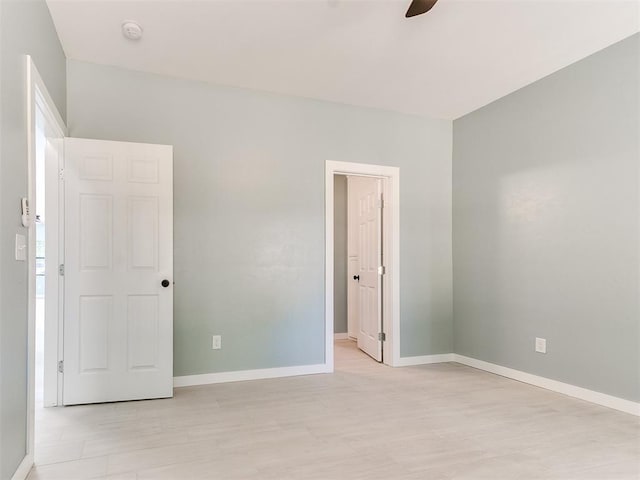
26;55;67;467
325;160;400;370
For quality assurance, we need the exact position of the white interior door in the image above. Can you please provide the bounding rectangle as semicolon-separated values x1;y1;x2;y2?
63;138;173;405
350;176;383;362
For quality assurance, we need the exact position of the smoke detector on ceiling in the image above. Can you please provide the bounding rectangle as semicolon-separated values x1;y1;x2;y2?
122;21;143;41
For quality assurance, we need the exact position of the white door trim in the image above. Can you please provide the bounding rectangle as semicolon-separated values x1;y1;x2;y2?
325;160;400;369
25;55;67;477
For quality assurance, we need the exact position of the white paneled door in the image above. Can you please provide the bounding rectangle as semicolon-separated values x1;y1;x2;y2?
350;176;383;362
63;138;173;405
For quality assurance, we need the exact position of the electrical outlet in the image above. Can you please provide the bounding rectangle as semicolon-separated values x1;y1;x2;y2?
535;337;547;354
211;335;222;350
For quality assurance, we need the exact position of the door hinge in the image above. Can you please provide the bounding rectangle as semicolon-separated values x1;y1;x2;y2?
378;332;386;342
378;265;386;275
378;196;384;209
58;264;65;276
59;168;64;181
58;360;64;373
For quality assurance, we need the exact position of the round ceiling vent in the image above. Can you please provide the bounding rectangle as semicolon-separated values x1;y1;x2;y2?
122;21;143;41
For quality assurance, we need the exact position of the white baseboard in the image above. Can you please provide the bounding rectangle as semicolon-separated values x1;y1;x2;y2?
334;333;349;340
174;363;329;388
172;353;639;417
11;454;33;480
454;354;640;417
394;353;454;367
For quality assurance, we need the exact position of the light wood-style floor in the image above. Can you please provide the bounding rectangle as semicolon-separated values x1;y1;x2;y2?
29;340;639;479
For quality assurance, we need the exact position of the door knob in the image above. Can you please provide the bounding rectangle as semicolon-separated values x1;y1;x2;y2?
353;275;360;281
161;279;171;288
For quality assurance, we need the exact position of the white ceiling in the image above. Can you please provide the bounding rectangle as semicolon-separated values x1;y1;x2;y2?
46;0;639;119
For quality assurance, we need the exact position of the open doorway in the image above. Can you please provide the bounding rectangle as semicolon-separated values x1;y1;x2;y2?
33;100;64;410
333;174;360;366
325;161;400;372
334;174;384;364
26;56;67;470
34;107;48;409
333;174;350;343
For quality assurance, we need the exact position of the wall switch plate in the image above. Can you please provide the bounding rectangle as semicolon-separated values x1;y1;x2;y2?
212;335;222;350
535;337;547;354
15;234;26;261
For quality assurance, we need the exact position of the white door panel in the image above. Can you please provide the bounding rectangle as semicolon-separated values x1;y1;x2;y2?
63;138;173;405
349;176;382;362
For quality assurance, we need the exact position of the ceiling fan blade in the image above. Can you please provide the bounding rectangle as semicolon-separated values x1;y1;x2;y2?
405;0;439;18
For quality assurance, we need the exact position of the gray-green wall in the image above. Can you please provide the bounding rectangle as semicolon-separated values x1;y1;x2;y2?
0;0;66;478
453;34;640;402
333;175;348;335
67;60;453;376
